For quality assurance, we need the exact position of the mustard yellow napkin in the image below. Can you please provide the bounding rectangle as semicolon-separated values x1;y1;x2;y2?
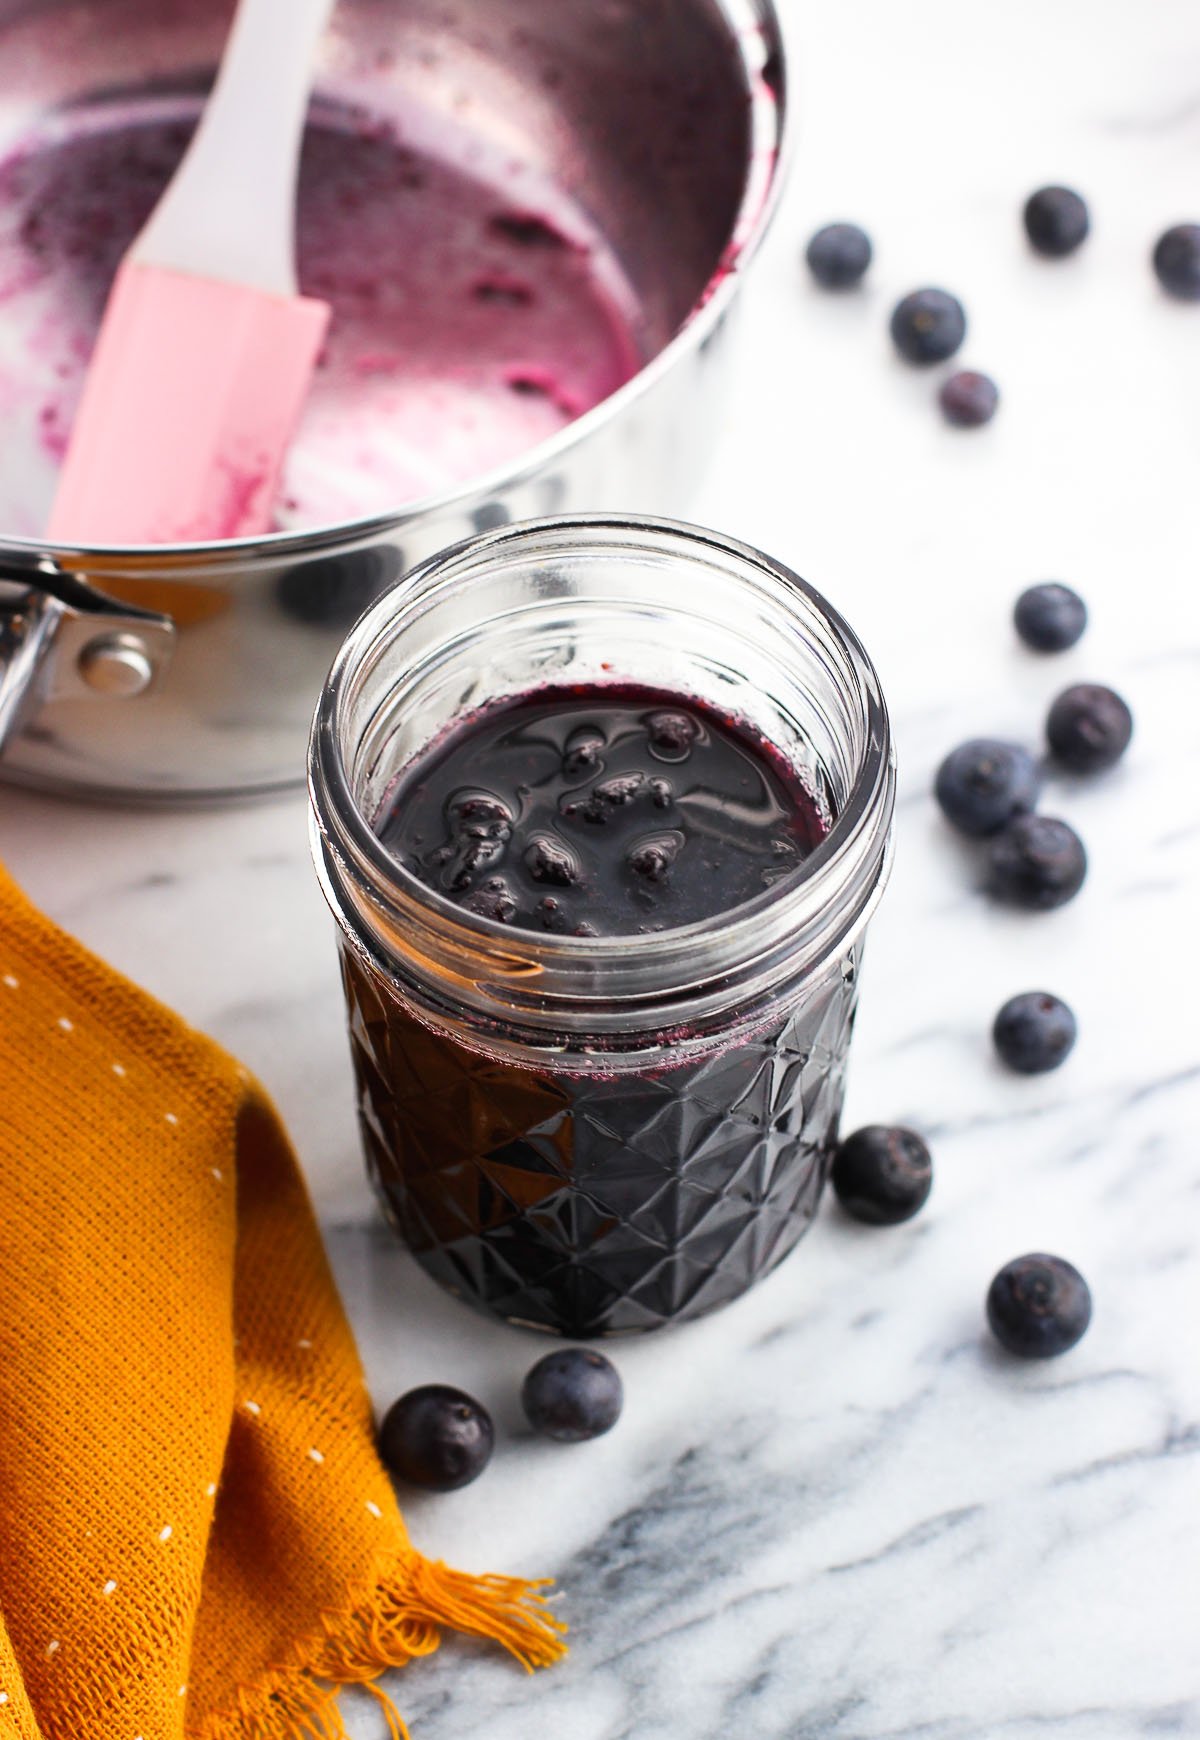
0;865;564;1739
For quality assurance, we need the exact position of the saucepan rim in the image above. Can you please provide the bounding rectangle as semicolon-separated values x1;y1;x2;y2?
0;0;789;568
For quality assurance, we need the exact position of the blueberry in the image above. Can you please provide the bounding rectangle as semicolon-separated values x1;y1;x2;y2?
524;834;580;885
939;370;999;428
448;791;513;833
522;1348;623;1442
598;773;647;803
562;727;605;778
1023;186;1090;258
1152;224;1200;301
379;1385;494;1491
992;991;1077;1074
831;1125;933;1226
628;831;683;881
463;878;517;923
1045;683;1133;773
442;792;513;887
447;836;511;890
1014;583;1088;652
890;288;967;365
566;771;647;822
646;711;699;760
934;739;1041;838
986;1254;1092;1358
987;815;1087;910
805;222;872;290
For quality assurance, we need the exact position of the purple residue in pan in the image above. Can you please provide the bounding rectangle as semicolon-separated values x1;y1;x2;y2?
0;89;646;536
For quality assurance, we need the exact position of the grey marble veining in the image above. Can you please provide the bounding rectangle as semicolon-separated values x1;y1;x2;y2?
2;0;1200;1733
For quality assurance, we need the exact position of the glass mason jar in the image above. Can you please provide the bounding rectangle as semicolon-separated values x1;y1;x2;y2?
309;516;895;1337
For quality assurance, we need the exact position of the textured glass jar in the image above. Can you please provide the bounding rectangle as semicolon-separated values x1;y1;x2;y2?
309;517;895;1336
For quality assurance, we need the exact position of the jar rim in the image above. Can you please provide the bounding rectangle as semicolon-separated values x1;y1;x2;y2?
309;514;895;1050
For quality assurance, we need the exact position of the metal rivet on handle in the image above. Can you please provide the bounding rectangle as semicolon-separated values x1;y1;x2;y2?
77;633;156;698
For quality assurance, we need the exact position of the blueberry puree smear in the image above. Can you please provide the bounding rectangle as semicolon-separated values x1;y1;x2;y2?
0;92;645;533
377;686;832;938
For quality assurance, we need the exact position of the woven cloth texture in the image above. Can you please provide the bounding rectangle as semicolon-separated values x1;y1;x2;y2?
0;865;564;1740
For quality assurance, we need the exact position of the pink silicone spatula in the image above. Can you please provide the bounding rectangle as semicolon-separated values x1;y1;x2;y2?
47;0;334;546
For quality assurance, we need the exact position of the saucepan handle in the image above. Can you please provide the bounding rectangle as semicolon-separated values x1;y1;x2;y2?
0;556;176;756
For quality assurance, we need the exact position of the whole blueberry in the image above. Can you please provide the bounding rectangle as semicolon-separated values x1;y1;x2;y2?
831;1125;933;1226
1045;683;1133;773
1023;186;1090;258
1014;583;1088;653
1152;224;1200;301
987;815;1087;911
992;991;1078;1074
806;222;873;290
987;1254;1092;1358
379;1385;494;1491
939;370;999;428
934;739;1041;838
522;1348;623;1442
890;288;967;365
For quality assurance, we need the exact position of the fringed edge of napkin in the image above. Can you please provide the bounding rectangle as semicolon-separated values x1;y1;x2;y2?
194;1549;568;1740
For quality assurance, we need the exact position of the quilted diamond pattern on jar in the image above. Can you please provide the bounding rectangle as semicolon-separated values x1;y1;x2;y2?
342;943;861;1336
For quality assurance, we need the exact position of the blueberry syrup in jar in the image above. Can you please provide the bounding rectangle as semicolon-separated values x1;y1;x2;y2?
313;519;895;1338
377;685;831;938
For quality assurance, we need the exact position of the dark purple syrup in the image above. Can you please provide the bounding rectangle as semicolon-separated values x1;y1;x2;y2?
377;686;831;937
347;686;851;1339
343;935;858;1338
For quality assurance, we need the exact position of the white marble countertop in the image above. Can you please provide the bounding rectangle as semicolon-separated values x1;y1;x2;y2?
3;0;1199;1733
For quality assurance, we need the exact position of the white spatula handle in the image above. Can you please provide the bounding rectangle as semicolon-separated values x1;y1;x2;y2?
134;0;335;296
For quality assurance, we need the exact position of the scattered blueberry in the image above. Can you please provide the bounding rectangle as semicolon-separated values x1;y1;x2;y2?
992;991;1078;1074
939;370;999;428
890;288;967;365
1014;583;1088;653
986;1254;1092;1358
987;815;1087;911
379;1385;495;1491
1022;186;1090;258
831;1125;933;1226
805;221;873;290
522;1348;624;1442
934;739;1041;838
1045;683;1133;773
1152;224;1200;301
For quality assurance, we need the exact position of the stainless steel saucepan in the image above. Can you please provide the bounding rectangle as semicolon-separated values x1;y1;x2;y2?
0;0;787;800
